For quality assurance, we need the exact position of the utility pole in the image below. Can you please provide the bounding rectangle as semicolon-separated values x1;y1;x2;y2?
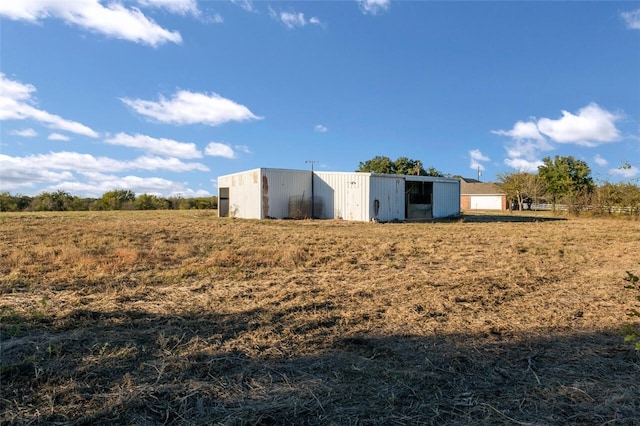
305;160;318;218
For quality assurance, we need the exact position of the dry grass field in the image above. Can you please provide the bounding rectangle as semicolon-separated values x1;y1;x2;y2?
1;210;639;425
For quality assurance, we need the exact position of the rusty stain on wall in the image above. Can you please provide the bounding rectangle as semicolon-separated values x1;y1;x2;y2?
262;175;269;218
252;171;259;184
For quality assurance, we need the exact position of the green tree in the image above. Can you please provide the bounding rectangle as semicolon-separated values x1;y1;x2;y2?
98;189;136;210
357;156;395;174
424;166;444;177
619;182;640;216
68;196;91;211
189;196;217;209
498;172;545;211
394;157;424;175
31;190;73;211
538;155;594;211
0;192;20;212
595;182;623;214
357;156;443;176
135;194;170;210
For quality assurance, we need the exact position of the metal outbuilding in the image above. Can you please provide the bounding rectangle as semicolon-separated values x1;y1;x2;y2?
217;168;460;221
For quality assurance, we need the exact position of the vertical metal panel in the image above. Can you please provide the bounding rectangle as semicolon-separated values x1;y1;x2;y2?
217;169;262;219
312;173;333;219
369;175;405;221
262;169;312;219
219;169;460;221
315;172;370;221
433;180;461;218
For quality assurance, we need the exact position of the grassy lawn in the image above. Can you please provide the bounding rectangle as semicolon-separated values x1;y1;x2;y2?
1;210;639;424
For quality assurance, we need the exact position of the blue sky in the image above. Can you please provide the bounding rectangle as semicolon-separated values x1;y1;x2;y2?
1;0;639;197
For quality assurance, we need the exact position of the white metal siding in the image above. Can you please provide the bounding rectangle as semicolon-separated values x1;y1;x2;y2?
219;169;460;221
315;172;370;221
432;180;461;218
217;169;262;219
262;169;311;218
470;195;503;210
312;174;334;219
370;175;404;221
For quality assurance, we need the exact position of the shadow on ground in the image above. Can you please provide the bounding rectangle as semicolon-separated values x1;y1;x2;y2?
459;213;567;223
1;308;638;425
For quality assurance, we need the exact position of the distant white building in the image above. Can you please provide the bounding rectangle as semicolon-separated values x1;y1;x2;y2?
460;178;507;210
217;168;460;222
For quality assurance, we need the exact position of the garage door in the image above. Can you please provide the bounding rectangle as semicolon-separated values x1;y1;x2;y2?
470;195;503;210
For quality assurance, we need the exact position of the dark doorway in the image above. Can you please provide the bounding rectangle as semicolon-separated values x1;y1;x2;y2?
219;187;229;217
405;181;433;220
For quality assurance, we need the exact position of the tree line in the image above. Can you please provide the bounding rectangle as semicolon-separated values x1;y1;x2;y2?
498;155;639;216
357;154;639;216
357;155;444;176
0;189;217;212
3;155;638;215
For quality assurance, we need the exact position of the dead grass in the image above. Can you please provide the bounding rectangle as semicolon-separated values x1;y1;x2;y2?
1;210;639;425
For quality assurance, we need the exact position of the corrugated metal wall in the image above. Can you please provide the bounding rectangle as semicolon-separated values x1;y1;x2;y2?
433;180;461;218
219;169;460;221
262;169;312;219
217;169;262;219
370;175;405;221
315;172;370;221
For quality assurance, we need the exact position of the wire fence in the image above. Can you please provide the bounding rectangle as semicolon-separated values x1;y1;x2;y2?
528;203;639;215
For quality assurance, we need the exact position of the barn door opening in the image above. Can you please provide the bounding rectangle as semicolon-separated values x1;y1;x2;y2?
405;181;433;220
219;187;229;217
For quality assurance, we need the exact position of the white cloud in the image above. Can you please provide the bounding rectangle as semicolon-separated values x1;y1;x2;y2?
493;104;621;147
504;158;543;173
469;149;489;171
268;7;322;29
129;156;208;172
593;154;608;167
50;171;208;198
504;138;554;160
280;11;305;28
358;0;390;15
11;128;38;137
0;154;75;190
315;124;328;133
610;165;639;179
231;0;255;13
0;151;207;184
621;9;640;30
536;103;621;146
0;0;182;47
0;73;99;138
105;132;202;159
493;103;623;173
235;145;252;154
205;142;236;159
48;133;70;141
500;137;552;173
136;0;199;16
210;13;224;24
1;152;211;196
121;90;261;126
492;121;545;142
